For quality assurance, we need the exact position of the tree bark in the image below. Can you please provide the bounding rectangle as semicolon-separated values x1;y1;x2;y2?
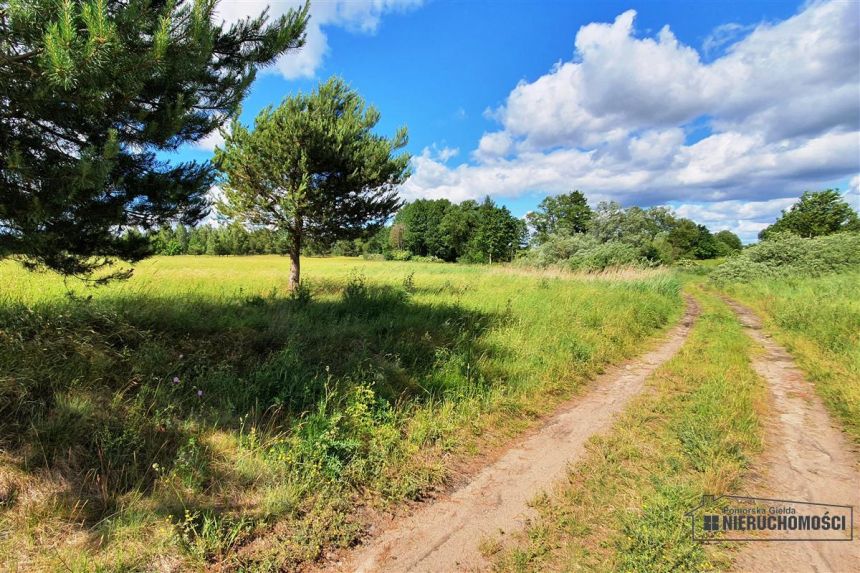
289;215;302;290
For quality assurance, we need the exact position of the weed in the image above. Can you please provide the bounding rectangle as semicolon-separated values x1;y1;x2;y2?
402;271;416;293
289;281;314;306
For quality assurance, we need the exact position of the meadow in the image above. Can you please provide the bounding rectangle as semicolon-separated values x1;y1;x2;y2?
0;256;682;571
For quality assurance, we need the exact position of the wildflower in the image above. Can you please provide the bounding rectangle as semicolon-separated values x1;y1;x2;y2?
197;389;203;397
172;376;180;384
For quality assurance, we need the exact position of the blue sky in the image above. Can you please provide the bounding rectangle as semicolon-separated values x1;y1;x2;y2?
182;0;860;242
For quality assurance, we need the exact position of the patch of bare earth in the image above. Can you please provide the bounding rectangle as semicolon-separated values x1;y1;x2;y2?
723;298;860;573
326;298;699;573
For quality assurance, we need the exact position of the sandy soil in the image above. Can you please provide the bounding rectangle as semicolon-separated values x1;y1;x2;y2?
329;299;699;573
724;298;860;573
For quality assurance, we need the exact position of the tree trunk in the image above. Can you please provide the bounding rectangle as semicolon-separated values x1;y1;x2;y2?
289;215;302;290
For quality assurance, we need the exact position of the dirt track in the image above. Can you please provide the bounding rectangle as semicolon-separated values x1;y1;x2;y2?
724;298;860;572
332;299;699;573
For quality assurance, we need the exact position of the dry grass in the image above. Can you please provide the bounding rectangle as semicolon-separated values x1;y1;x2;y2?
491;264;671;282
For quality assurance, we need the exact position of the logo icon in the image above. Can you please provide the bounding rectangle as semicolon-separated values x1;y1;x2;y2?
686;495;854;542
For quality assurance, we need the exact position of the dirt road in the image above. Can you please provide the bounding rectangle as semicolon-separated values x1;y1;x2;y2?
333;299;699;573
724;298;860;572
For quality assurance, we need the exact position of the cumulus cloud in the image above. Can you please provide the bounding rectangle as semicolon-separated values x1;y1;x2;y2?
216;0;423;79
475;132;514;161
674;197;798;240
403;0;860;241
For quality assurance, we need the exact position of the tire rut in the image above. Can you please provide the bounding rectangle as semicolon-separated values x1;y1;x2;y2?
722;297;860;573
331;298;700;573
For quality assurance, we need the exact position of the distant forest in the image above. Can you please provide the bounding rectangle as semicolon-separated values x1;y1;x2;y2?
146;191;743;265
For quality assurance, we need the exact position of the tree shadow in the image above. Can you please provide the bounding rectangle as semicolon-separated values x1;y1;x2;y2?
0;283;498;530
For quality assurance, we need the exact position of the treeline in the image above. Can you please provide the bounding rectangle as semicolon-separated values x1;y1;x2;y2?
519;191;742;270
149;224;292;256
148;195;526;262
147;191;747;267
390;196;526;263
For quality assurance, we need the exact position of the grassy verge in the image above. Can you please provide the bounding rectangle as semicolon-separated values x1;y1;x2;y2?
0;256;682;571
493;285;765;572
714;271;860;443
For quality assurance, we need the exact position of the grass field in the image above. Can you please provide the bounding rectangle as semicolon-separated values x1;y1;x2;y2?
715;271;860;443
0;256;682;571
493;286;766;572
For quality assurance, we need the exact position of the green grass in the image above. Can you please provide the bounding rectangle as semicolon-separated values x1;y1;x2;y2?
0;256;682;571
493;286;766;573
716;271;860;443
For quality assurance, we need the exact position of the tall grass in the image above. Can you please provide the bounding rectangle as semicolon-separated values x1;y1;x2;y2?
0;256;682;571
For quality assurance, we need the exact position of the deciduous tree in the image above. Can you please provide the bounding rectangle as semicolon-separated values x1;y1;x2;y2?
526;190;592;243
759;190;859;239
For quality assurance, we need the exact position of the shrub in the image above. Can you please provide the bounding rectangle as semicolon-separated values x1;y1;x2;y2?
711;232;860;283
410;255;444;263
567;241;642;272
385;249;412;261
517;234;600;268
517;234;645;271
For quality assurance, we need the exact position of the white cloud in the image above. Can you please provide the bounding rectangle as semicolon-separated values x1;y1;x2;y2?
702;22;754;58
403;0;860;241
216;0;423;79
420;144;459;163
475;132;513;161
437;146;459;162
195;128;226;151
846;175;860;208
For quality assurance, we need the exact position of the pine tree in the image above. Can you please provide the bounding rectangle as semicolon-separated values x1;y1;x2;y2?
216;77;410;289
1;0;308;279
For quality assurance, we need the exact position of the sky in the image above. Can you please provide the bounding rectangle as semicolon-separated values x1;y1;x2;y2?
178;0;860;242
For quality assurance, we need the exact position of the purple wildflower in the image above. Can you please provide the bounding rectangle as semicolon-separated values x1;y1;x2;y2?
172;376;180;384
197;389;203;397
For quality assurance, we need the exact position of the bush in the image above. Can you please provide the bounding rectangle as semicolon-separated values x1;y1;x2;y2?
567;241;642;271
711;232;860;283
410;255;444;263
517;234;644;272
517;234;600;268
385;249;412;261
